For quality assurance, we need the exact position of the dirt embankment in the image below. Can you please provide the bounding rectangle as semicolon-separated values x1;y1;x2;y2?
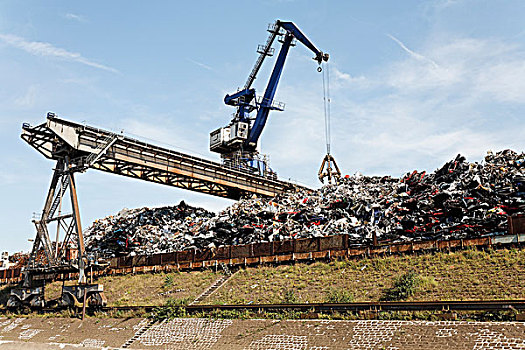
35;246;525;306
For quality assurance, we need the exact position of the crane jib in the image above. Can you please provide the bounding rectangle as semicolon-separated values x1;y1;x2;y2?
247;33;294;148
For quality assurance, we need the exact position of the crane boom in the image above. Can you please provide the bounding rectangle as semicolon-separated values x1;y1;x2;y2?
244;20;327;92
277;21;328;64
246;33;293;148
246;21;328;149
243;22;280;91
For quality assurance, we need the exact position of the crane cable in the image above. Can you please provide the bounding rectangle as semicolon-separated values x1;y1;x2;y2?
322;62;331;155
318;61;341;184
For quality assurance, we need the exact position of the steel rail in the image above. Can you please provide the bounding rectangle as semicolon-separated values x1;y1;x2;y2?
114;300;525;312
2;300;524;314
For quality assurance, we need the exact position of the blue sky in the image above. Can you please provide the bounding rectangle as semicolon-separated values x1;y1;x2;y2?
1;0;524;253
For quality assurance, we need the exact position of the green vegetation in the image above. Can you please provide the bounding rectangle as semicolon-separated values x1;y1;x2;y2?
148;306;518;322
324;287;354;303
150;297;191;320
283;289;298;303
2;247;524;322
45;270;217;306
380;272;420;301
207;247;524;304
164;274;174;289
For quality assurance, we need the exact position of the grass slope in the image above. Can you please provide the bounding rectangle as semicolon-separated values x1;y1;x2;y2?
207;247;524;304
45;270;217;306
4;247;523;307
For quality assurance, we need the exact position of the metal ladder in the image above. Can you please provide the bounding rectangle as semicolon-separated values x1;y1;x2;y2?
48;176;69;219
121;319;157;348
189;263;236;305
84;133;120;168
219;262;232;276
243;23;280;90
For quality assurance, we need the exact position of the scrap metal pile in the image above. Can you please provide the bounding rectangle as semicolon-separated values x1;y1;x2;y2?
85;150;525;257
84;201;215;257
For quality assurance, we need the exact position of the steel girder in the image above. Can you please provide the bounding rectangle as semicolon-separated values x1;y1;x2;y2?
22;115;305;200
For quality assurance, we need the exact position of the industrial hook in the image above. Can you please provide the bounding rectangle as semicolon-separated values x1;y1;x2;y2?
317;66;322;72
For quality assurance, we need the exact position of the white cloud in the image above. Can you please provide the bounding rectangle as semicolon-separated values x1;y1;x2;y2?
348;106;497;166
14;85;38;108
261;84;329;184
330;66;369;89
387;34;440;69
64;13;86;23
0;170;17;185
349;36;525;170
475;60;525;103
122;117;211;160
385;35;464;91
431;0;463;11
187;58;213;71
386;37;525;103
0;33;118;73
387;58;461;91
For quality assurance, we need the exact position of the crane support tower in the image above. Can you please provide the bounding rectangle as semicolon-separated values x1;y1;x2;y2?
8;136;108;308
210;20;329;176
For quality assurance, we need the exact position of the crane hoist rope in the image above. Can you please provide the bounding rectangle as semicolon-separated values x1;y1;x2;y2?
322;61;331;155
318;61;342;184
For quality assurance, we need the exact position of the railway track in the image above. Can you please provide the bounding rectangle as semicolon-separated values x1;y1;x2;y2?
2;300;524;315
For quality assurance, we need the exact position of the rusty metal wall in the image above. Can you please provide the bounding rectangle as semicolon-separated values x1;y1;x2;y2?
252;242;272;256
112;233;515;267
273;240;294;254
231;244;251;258
194;249;214;262
176;250;194;264
160;252;176;265
2;232;525;286
294;237;319;253
214;246;230;260
509;215;525;234
319;235;347;251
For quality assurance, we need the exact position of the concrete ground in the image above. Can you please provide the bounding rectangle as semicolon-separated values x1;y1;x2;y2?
0;317;524;349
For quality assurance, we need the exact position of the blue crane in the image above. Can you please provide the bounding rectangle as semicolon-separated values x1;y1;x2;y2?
210;20;329;177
